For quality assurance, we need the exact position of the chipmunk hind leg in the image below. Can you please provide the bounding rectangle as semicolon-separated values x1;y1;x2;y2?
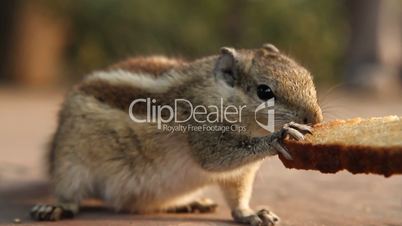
131;189;218;214
166;197;218;213
163;188;217;213
30;164;92;221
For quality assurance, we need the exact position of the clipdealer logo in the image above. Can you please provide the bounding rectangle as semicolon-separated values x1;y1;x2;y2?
128;98;274;132
254;98;275;133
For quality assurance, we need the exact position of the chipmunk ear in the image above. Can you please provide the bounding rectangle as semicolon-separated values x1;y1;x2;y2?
262;43;279;53
214;47;238;87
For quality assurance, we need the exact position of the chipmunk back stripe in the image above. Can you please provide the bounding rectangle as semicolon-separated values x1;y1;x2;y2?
84;70;178;93
108;56;185;76
78;77;150;112
77;70;193;114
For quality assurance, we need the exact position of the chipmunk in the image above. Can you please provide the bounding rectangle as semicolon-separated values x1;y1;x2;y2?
30;44;323;226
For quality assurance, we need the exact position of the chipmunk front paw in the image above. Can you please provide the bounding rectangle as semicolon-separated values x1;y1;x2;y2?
270;121;312;160
232;208;280;226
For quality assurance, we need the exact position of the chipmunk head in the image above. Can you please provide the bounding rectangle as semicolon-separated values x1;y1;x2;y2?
213;44;323;135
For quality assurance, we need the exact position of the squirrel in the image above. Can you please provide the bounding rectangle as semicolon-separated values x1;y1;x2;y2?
30;44;323;226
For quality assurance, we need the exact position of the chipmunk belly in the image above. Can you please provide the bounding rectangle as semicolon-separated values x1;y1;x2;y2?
100;129;213;212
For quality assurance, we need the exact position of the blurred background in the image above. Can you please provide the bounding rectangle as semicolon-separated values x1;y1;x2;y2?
1;1;402;225
0;0;401;91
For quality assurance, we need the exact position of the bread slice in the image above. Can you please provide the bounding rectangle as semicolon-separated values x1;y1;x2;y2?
279;116;402;177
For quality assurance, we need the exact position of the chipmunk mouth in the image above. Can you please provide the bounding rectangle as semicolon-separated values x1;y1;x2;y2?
298;107;324;125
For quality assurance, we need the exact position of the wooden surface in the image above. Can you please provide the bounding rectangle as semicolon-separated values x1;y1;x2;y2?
0;90;402;226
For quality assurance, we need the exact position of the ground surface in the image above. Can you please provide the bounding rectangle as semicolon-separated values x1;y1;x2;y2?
0;89;402;226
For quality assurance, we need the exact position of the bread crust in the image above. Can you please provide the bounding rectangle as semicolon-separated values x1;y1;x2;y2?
279;116;402;177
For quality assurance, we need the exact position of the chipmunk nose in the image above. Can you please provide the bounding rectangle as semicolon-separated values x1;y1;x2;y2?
303;108;323;124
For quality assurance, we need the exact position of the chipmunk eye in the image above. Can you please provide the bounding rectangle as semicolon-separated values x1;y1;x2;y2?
257;84;275;101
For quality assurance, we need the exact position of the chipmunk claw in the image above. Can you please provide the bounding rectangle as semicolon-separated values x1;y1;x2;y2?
232;208;280;226
271;140;293;160
30;204;74;221
270;122;313;160
257;209;280;226
287;121;313;134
